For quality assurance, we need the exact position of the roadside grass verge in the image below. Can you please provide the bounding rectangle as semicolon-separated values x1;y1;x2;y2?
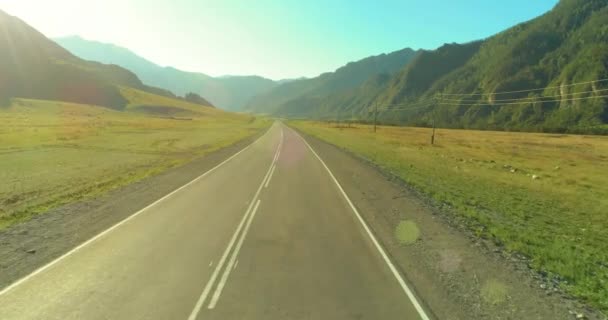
290;121;608;312
0;98;270;229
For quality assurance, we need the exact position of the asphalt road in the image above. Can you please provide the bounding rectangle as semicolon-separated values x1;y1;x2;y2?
0;122;430;320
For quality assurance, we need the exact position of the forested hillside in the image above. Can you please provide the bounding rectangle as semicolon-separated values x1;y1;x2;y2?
246;48;419;115
269;0;608;134
404;0;608;133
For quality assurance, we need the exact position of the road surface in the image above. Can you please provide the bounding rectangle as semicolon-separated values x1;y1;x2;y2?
0;122;430;320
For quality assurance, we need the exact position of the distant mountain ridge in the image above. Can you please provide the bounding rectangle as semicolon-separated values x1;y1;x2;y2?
0;9;216;113
54;36;277;110
246;48;420;115
0;10;180;108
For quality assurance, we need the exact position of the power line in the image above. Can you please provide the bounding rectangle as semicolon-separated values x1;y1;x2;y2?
439;77;608;97
439;88;608;103
381;105;433;112
312;78;608;120
324;84;605;119
320;105;424;122
438;93;608;106
366;100;435;112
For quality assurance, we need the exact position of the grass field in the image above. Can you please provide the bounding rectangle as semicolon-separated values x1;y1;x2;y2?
0;97;270;230
291;121;608;311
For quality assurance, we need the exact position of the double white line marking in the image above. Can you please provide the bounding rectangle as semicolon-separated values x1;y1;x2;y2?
188;129;283;319
265;132;282;188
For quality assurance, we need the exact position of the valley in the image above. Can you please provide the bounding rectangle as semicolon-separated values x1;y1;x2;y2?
1;0;607;319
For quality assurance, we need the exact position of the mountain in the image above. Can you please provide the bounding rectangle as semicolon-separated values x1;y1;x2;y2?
246;48;420;115
278;0;607;133
254;0;608;133
53;36;277;110
0;9;197;109
372;0;608;133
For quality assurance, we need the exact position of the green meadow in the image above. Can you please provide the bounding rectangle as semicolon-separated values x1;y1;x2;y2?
0;97;269;229
291;121;608;311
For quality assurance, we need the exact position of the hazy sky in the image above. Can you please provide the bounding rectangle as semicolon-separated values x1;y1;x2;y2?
1;0;558;80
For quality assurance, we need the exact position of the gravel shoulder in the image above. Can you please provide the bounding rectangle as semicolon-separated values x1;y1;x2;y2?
298;129;603;320
0;129;266;290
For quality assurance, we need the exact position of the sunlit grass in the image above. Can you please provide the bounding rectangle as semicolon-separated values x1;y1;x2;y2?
291;120;608;311
0;98;270;229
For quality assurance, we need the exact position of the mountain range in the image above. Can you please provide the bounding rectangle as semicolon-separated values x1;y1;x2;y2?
245;48;420;115
54;36;278;111
5;0;608;133
53;36;419;114
255;0;608;133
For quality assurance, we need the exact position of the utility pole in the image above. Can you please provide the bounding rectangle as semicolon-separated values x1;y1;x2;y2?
431;113;436;145
373;101;378;133
431;94;438;145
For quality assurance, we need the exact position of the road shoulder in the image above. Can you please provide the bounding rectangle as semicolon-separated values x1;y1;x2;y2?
296;128;600;320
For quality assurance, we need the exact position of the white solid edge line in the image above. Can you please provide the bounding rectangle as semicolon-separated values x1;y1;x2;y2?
188;128;282;318
0;125;274;298
207;199;261;309
292;128;432;320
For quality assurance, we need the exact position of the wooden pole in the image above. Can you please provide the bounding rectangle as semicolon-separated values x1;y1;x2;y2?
373;102;378;133
431;95;438;145
431;114;436;145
